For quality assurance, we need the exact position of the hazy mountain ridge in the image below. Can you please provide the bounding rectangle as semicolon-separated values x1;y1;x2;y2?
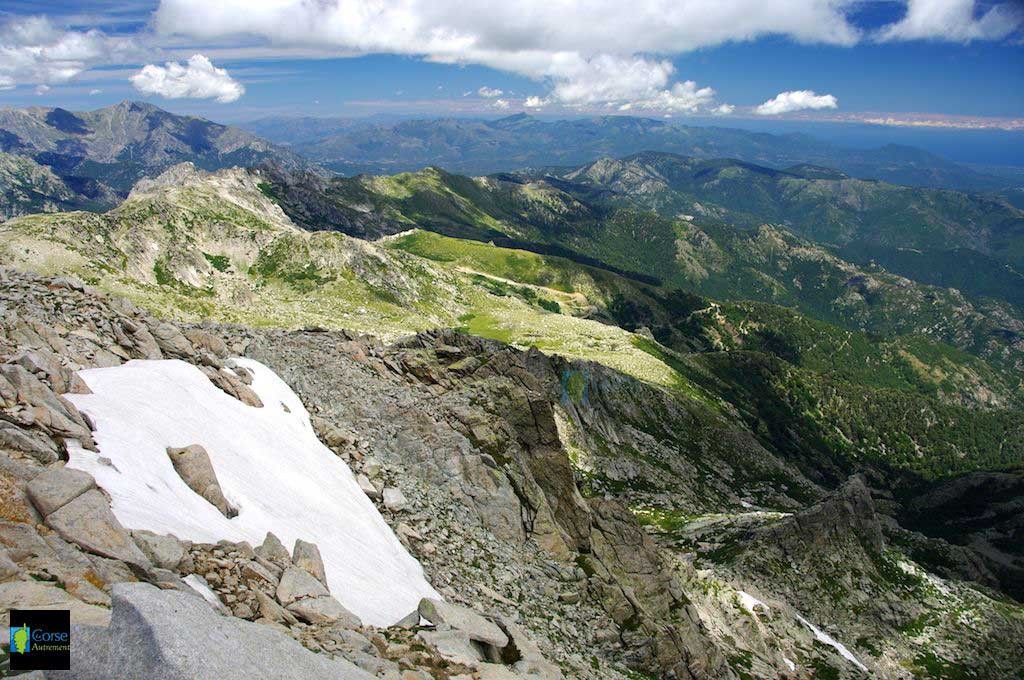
240;112;1012;190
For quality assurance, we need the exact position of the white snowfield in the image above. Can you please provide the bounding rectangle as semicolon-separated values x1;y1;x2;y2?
65;358;440;626
737;590;768;614
796;614;868;672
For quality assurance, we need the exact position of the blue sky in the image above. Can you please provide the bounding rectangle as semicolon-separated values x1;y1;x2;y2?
0;0;1021;129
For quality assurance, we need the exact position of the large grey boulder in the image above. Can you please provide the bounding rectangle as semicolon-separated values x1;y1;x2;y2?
47;582;371;680
382;487;408;512
500;618;565;679
276;565;329;605
183;328;229;359
201;366;263;408
255;531;292;570
418;598;508;648
415;628;484;667
26;467;95;517
150;323;195;358
45;489;151;568
166;444;236;518
286;595;361;627
356;474;381;500
255;590;297;625
292;538;327;586
131;530;185;571
51;623;110;680
0;581;111;627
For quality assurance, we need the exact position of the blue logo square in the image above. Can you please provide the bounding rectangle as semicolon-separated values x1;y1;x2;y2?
10;623;31;654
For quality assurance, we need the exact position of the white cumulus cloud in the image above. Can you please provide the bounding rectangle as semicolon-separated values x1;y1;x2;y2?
712;103;735;115
477;86;503;97
492;98;510;110
130;54;245;103
755;90;838;115
618;80;718;113
524;96;548;108
877;0;1023;43
151;0;863;112
0;16;137;88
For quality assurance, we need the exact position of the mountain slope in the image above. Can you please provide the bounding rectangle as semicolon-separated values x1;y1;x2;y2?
0;100;306;219
1;167;1023;678
0;151;108;219
259;164;1024;382
561;152;1024;271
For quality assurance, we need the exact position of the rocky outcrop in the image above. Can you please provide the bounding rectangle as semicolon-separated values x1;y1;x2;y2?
0;580;111;627
26;467;95;516
47;582;371;680
292;538;327;586
419;597;509;648
46;490;152;569
131;531;186;571
752;475;885;559
166;444;237;518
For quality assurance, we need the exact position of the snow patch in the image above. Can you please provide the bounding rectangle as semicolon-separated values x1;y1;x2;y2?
184;574;222;609
796;614;867;672
65;358;439;626
783;657;796;671
737;590;768;614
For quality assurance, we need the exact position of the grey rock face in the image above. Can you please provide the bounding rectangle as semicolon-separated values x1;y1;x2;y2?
382;486;408;512
47;582;371;680
276;565;329;605
45;489;151;568
292;538;327;586
0;547;18;581
0;581;111;627
26;467;96;516
418;598;509;648
415;628;484;667
165;444;236;518
255;531;292;569
201;366;264;407
131;530;185;571
356;474;381;500
286;595;361;627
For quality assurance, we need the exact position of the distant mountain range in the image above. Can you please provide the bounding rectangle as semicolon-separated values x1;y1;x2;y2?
241;112;1013;191
550;152;1024;308
0;101;305;217
254;161;1024;384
